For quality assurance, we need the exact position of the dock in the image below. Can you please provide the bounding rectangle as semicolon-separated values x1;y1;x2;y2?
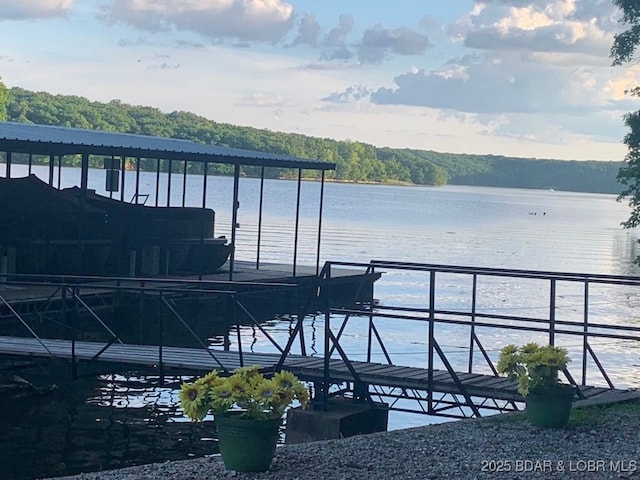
2;260;640;419
1;124;639;420
1;335;638;415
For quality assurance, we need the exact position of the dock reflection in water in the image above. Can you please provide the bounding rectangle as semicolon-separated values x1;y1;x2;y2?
0;369;217;480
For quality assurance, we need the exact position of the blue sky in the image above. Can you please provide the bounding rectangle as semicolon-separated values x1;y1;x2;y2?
0;0;637;161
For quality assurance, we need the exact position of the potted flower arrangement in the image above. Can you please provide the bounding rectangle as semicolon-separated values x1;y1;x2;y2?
180;366;309;472
497;342;575;427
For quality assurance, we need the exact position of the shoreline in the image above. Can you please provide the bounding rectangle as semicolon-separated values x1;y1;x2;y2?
42;399;640;480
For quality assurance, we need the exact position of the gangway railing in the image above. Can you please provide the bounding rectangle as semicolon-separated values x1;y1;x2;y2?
312;260;640;417
0;273;308;381
3;262;640;418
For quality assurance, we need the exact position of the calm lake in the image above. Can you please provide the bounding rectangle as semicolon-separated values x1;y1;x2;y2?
2;164;639;479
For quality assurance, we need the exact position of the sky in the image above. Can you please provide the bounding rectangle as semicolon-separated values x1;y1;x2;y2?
0;0;638;162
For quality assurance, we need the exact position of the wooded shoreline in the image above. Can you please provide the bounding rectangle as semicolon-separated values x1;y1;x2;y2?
3;86;625;195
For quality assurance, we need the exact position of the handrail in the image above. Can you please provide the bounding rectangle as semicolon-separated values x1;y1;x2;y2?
0;294;57;358
3;260;639;417
0;273;302;380
321;260;640;398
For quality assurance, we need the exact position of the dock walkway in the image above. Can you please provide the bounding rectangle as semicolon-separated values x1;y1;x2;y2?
1;336;637;411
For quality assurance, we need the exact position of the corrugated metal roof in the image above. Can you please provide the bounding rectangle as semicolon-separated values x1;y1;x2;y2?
0;122;336;171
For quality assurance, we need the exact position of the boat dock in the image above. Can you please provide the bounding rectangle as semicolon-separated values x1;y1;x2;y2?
1;123;639;421
0;335;637;416
1;261;640;419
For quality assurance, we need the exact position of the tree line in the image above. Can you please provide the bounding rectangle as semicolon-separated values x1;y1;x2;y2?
0;84;624;194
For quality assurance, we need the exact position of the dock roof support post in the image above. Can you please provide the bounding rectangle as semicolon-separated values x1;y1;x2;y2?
135;157;140;204
293;168;302;277
256;166;265;270
48;154;55;186
5;151;10;178
197;161;209;281
28;153;32;175
80;153;89;193
120;156;126;202
57;156;62;189
201;161;208;209
155;158;160;206
316;170;325;276
166;159;173;207
182;160;187;207
229;163;240;281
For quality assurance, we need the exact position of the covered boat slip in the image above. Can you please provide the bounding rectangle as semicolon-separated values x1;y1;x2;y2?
0;121;337;283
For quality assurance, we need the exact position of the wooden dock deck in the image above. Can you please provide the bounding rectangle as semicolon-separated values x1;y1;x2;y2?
1;336;637;411
0;261;379;304
283;356;640;408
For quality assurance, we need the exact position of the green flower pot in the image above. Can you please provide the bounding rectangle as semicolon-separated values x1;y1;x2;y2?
525;385;575;428
215;415;281;472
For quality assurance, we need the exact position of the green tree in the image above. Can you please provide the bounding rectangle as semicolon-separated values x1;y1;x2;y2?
2;85;624;191
0;77;7;121
612;0;640;227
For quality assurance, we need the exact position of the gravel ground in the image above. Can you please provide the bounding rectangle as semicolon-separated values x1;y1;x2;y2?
42;400;640;480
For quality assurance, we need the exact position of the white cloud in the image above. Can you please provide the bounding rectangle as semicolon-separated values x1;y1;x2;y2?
321;14;354;60
357;25;431;64
452;0;615;58
101;0;295;43
324;14;353;47
0;0;73;19
322;85;372;103
317;16;432;65
368;56;558;114
298;62;356;71
476;110;625;146
292;13;321;47
237;92;289;107
316;0;632;153
368;52;640;114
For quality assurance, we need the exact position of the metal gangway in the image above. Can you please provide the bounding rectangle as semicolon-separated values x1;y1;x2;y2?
1;261;640;419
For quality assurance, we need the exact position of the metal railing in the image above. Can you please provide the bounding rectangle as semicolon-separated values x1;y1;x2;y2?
312;260;640;416
0;273;308;382
2;261;640;417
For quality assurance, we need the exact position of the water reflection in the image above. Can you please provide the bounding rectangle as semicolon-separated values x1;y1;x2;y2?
0;368;217;480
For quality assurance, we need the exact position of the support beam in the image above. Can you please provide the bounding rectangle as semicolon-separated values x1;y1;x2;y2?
229;164;240;281
48;154;55;186
316;170;325;275
5;151;11;178
293;168;302;277
80;153;89;192
256;166;265;270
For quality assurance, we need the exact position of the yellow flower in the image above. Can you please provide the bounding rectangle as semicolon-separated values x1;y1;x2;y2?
234;365;261;377
254;379;277;406
197;369;223;389
179;382;209;421
227;374;249;398
179;366;310;421
293;383;310;407
273;370;297;390
211;382;235;413
275;387;294;405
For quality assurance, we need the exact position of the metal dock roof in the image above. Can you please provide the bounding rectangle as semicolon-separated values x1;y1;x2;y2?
0;121;336;171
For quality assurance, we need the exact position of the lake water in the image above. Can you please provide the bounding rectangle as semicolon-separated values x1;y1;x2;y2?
3;164;639;479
